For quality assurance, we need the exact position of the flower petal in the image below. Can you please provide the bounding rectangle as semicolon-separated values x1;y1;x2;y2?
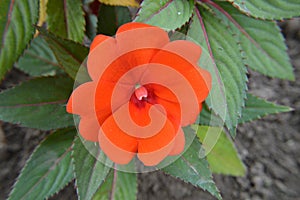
88;22;169;82
141;64;204;126
98;112;138;165
160;40;202;64
154;85;203;126
78;115;100;142
150;49;211;103
90;34;111;52
168;128;185;156
116;22;153;34
87;36;118;81
103;100;169;139
116;22;169;55
66;82;96;116
95;80;132;125
137;117;176;166
127;101;169;138
94;50;157;125
145;84;181;127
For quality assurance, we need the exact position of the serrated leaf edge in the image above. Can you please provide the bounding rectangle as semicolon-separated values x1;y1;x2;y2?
0;0;40;82
226;0;300;20
8;128;75;200
208;1;295;81
238;94;293;124
134;0;194;31
0;75;74;131
71;136;112;200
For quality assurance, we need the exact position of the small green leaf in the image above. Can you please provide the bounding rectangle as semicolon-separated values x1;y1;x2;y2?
214;2;294;80
16;36;63;77
0;0;39;80
93;168;138;200
227;0;300;20
134;0;194;31
162;127;222;200
47;0;85;42
239;93;292;124
0;76;74;130
98;5;132;36
188;7;248;136
72;137;112;200
196;125;246;176
37;27;89;80
8;128;76;200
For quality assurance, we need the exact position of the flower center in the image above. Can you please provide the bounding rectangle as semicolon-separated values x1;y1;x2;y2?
134;84;148;100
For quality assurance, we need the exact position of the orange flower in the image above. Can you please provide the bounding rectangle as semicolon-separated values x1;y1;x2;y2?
67;22;211;166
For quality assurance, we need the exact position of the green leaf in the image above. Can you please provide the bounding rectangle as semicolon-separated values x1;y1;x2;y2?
188;12;227;130
93;169;137;200
199;104;223;127
47;0;85;42
0;0;39;80
37;27;89;80
97;5;132;36
15;36;63;77
239;93;292;124
8;128;76;200
213;2;294;80
162;127;222;200
227;0;300;20
188;7;248;136
0;76;74;130
196;125;246;176
134;0;194;31
200;93;291;128
72;137;112;200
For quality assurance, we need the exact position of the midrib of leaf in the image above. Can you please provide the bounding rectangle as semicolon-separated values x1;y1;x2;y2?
181;156;198;176
181;156;215;186
195;8;225;99
0;99;67;108
205;0;282;70
63;0;69;37
110;168;118;200
25;51;60;67
85;150;102;198
21;146;72;199
52;40;82;65
0;0;14;54
143;0;173;22
194;8;228;127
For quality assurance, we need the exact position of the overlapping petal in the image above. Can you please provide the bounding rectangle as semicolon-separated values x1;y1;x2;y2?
116;22;169;55
94;50;157;125
141;63;203;126
67;22;212;166
99;101;176;166
156;40;212;105
78;115;99;142
66;82;95;115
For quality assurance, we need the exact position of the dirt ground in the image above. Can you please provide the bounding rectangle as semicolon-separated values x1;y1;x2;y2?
0;19;299;200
